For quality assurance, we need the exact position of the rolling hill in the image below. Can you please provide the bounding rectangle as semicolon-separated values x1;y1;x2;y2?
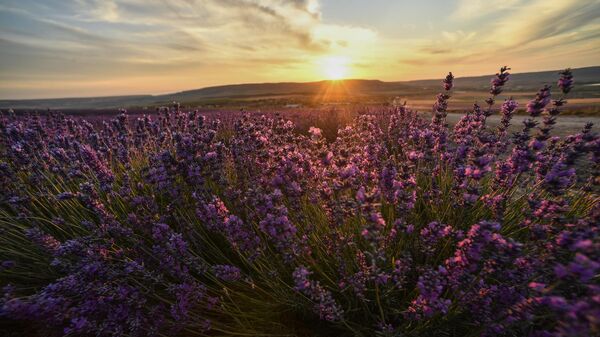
1;66;599;110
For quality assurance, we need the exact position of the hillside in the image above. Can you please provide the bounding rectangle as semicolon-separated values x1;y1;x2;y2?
1;66;599;110
402;66;600;90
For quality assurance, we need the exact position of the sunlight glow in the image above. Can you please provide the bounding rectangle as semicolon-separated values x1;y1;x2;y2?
321;56;350;80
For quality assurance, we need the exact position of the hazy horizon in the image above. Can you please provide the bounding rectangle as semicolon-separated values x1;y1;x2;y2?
4;65;600;101
1;0;599;99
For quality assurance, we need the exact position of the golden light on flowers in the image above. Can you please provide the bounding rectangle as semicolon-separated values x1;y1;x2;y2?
320;56;350;80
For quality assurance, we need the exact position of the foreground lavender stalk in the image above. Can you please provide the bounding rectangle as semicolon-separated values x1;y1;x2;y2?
0;66;598;337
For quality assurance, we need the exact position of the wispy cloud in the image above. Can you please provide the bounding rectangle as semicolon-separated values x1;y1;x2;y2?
0;0;598;98
1;0;351;97
451;0;522;20
491;0;600;47
397;0;599;77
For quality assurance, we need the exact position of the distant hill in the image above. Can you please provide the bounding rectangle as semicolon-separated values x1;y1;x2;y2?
0;95;154;110
1;66;599;109
402;66;600;91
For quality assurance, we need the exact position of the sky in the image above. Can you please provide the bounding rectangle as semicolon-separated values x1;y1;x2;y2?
0;0;599;99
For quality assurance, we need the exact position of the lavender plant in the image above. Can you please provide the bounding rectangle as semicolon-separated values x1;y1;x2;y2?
0;67;598;337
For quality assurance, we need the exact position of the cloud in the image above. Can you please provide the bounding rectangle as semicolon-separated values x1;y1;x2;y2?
452;0;522;20
446;0;600;55
0;0;598;98
77;0;120;22
491;0;600;47
0;0;378;98
440;31;476;44
411;30;480;60
398;0;599;75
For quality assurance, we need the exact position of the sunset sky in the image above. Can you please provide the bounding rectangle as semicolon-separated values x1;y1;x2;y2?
0;0;599;99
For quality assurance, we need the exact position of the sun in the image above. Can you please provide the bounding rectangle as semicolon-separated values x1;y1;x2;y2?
321;56;349;80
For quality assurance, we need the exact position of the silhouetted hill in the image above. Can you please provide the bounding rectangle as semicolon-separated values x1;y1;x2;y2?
402;66;600;90
162;79;407;102
0;95;155;110
1;66;598;109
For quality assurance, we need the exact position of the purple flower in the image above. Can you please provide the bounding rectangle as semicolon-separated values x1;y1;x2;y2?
526;85;552;117
1;68;597;337
528;282;546;292
1;260;16;270
212;265;242;282
557;68;574;94
498;98;518;139
443;72;454;91
490;66;510;96
56;192;76;200
293;266;344;322
25;227;61;253
308;126;322;138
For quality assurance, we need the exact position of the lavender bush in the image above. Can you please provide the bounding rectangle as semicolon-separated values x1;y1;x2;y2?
0;67;598;337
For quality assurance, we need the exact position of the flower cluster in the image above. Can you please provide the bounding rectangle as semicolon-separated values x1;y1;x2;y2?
293;266;344;322
1;67;598;337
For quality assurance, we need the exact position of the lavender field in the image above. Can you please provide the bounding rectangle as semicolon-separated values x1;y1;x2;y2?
0;67;598;336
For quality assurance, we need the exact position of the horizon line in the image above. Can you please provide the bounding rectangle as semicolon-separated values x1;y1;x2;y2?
2;65;598;102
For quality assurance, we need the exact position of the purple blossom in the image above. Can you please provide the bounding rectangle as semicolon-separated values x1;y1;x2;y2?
293;266;344;321
0;67;597;337
443;72;454;91
557;68;574;94
526;85;552;117
212;265;242;282
490;66;510;96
